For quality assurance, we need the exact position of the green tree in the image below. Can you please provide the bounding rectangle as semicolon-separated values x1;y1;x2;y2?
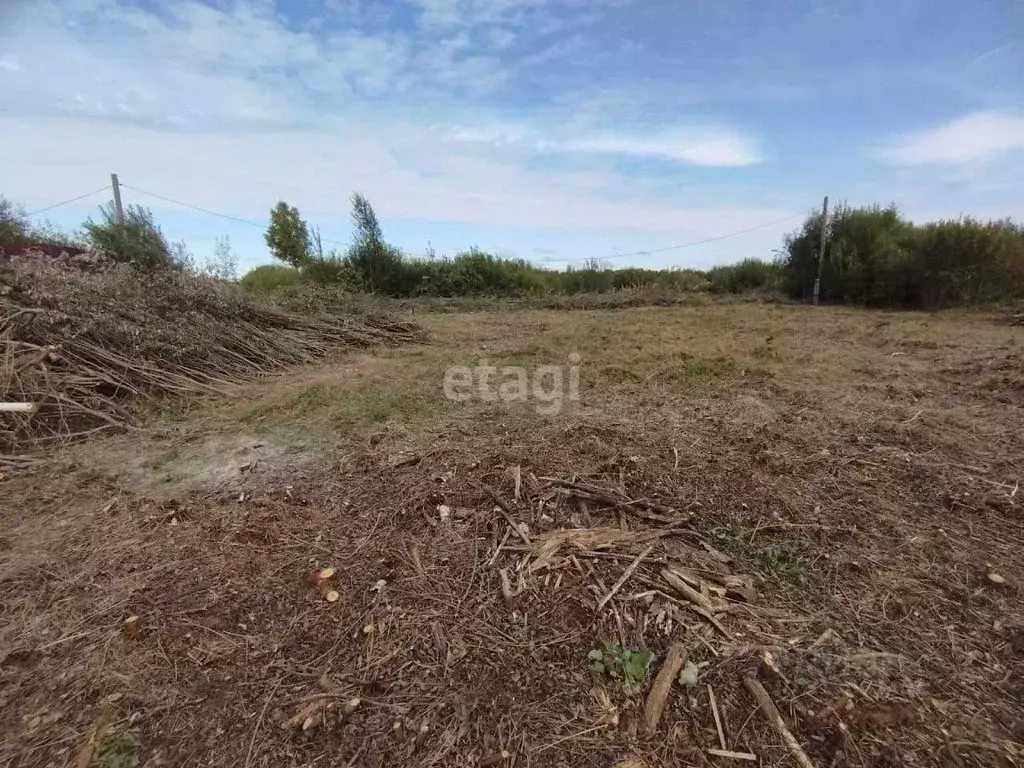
83;201;176;269
265;201;310;268
344;192;404;293
0;196;31;248
351;192;383;246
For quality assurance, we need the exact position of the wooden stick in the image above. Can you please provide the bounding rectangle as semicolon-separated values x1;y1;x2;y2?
743;677;816;768
483;485;531;545
692;605;733;640
707;748;757;761
0;402;39;413
643;643;688;734
597;545;653;610
539;477;680;521
708;684;727;750
662;568;715;612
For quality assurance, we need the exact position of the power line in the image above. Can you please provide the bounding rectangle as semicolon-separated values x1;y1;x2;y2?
26;186;112;217
120;182;353;249
545;211;807;265
119;184;268;230
119;179;807;265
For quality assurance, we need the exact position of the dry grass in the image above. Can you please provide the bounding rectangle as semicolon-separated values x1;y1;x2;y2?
1;301;1022;767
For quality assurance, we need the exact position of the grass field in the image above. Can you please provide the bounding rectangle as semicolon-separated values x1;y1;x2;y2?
2;301;1022;767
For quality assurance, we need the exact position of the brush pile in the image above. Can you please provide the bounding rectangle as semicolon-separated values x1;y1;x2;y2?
0;260;420;457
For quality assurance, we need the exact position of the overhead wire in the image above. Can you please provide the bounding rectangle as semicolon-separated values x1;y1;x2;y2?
26;186;113;217
117;180;809;264
545;211;807;265
120;183;353;249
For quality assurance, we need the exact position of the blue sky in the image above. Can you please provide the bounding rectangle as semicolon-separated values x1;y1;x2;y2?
2;0;1023;273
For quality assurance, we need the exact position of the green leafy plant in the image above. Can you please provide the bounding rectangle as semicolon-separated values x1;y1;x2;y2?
265;200;311;268
587;642;651;687
0;196;31;248
83;202;181;270
782;203;1024;307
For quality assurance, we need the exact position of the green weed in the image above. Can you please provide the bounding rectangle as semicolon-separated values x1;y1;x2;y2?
587;642;651;687
95;728;141;768
757;548;805;584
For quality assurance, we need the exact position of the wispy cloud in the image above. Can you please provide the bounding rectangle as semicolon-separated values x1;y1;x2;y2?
876;111;1024;165
451;122;762;167
4;0;1022;269
564;129;761;167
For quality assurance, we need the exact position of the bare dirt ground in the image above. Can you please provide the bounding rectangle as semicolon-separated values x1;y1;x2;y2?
1;302;1022;768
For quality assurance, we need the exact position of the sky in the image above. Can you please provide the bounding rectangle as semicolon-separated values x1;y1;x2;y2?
1;0;1023;273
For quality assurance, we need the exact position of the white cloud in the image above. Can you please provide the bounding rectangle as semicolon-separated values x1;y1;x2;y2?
0;115;790;240
451;122;762;166
0;0;787;265
876;111;1024;165
564;129;761;167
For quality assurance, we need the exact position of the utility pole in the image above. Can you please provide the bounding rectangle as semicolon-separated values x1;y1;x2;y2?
812;195;829;306
109;173;124;224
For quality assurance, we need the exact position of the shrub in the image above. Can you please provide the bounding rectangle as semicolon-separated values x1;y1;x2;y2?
0;197;31;248
911;217;1024;306
782;203;1024;307
706;258;782;294
608;267;707;292
82;202;180;270
417;249;546;296
304;253;360;287
240;264;305;292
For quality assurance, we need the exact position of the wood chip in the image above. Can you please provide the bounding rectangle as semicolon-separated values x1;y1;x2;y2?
707;748;757;761
122;615;142;639
643;643;688;734
662;569;715;612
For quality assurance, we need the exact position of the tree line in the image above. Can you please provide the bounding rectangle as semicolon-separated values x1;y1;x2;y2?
257;193;1024;307
3;190;1022;308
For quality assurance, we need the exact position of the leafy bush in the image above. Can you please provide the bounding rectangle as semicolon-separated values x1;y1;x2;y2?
83;202;182;270
783;203;1024;307
911;217;1024;306
706;258;782;294
304;253;359;287
0;197;31;248
417;249;547;296
240;264;305;292
608;266;707;292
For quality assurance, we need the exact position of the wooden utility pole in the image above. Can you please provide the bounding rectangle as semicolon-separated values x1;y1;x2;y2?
111;173;125;225
812;195;829;305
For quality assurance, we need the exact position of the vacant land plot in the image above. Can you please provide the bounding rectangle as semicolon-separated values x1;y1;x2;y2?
2;302;1022;767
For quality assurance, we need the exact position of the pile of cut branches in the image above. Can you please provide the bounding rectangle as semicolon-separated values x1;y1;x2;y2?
0;261;420;457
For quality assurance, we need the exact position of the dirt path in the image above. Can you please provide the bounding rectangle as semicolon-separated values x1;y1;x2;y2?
2;303;1022;767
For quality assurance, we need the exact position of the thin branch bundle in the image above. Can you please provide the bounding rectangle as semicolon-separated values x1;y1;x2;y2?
0;261;420;454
